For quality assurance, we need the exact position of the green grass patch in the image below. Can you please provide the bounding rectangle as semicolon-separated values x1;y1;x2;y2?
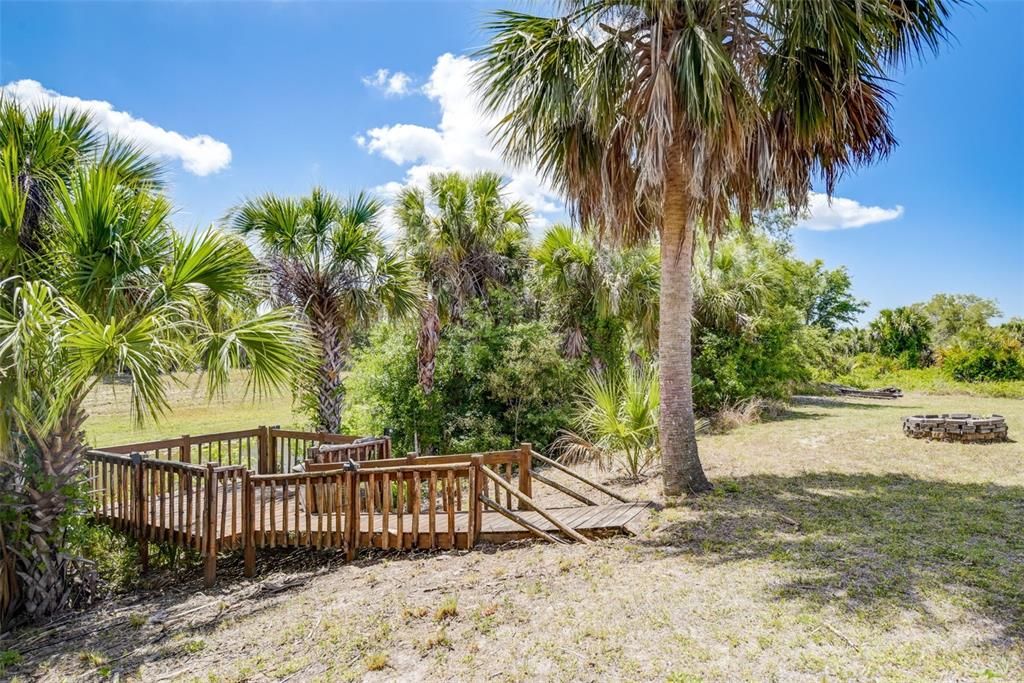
82;370;304;447
0;651;23;676
828;362;1024;399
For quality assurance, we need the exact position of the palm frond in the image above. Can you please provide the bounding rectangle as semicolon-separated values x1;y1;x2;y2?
196;306;310;401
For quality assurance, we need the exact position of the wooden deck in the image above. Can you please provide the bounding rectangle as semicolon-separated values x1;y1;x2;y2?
86;435;651;586
102;481;651;551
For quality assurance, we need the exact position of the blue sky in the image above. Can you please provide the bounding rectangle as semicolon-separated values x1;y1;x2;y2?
2;0;1022;322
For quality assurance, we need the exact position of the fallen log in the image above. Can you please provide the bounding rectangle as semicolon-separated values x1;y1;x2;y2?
823;383;903;400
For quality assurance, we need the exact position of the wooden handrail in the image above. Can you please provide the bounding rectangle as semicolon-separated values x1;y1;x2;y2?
305;462;471;475
531;471;598;506
478;494;566;545
531;451;629;503
318;438;389;454
250;468;351;482
189;428;261;442
211;464;248;473
97;438;183;454
270;428;358;441
86;450;208;473
85;450;134;462
357;463;470;475
480;466;591;544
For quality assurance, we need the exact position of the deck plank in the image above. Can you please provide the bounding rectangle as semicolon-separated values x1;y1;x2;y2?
101;488;651;545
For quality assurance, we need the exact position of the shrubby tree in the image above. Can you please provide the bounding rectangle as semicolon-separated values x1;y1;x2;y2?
691;233;827;407
941;335;1024;382
784;261;866;332
344;293;579;455
868;307;933;367
915;293;1001;347
937;311;1024;383
1000;318;1024;345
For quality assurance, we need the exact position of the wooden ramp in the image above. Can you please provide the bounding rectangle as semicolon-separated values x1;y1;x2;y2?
478;501;652;543
356;502;651;539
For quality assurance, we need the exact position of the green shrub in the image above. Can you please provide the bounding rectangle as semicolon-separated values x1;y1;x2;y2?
941;339;1024;382
823;354;1024;399
868;307;933;366
693;310;820;411
344;296;582;454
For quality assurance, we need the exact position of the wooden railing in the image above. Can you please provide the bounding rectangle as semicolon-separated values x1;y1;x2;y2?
310;437;392;464
96;426;391;474
268;428;366;474
245;469;353;571
85;438;631;587
95;428;262;469
353;463;474;551
85;451;247;583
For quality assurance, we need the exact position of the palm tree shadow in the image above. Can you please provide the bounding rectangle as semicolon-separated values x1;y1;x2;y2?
644;472;1024;645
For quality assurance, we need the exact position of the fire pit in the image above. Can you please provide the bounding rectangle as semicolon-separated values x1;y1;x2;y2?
903;414;1008;442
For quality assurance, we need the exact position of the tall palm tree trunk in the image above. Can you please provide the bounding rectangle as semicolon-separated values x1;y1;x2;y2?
417;294;441;394
7;406;94;621
659;165;712;496
312;317;346;434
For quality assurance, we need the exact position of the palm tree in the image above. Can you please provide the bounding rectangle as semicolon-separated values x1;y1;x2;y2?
0;102;305;622
395;171;530;393
533;224;600;359
226;189;419;432
869;306;933;364
692;235;769;340
555;365;660;481
0;97;159;263
533;224;659;366
476;0;958;495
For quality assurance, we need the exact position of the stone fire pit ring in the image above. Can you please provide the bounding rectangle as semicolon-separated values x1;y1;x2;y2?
903;414;1008;442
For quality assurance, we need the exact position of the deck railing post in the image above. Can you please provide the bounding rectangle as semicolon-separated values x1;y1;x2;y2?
130;452;149;572
256;425;267;474
243;469;256;578
269;425;280;474
467;463;477;548
202;462;218;587
518;443;532;510
471;455;484;545
345;470;358;562
180;434;191;463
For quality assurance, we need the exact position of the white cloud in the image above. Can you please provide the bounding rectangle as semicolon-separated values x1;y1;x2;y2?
1;79;231;176
799;192;904;231
362;69;414;97
362;55;902;237
357;53;564;231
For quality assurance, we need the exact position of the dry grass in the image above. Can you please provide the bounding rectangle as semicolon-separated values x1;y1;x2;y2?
707;397;788;433
4;392;1022;681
